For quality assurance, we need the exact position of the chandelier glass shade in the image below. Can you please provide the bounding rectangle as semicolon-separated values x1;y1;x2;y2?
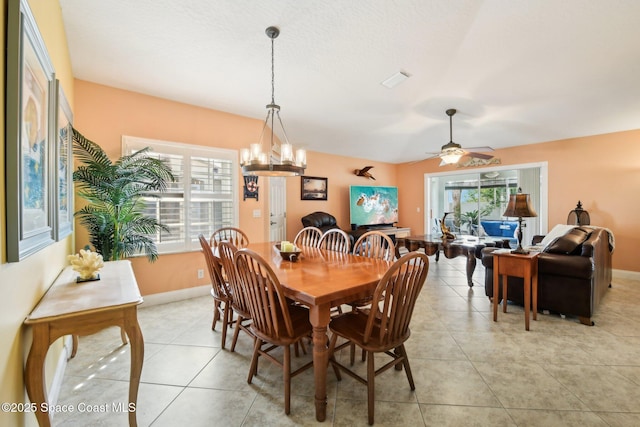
241;26;306;177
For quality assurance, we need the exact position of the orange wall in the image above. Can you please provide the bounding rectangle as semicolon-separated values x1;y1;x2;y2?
74;80;639;296
398;130;640;272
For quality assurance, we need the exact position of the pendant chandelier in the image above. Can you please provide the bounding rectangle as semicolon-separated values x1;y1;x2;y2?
240;26;306;177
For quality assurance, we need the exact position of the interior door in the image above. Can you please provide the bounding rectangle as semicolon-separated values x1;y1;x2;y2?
269;176;286;241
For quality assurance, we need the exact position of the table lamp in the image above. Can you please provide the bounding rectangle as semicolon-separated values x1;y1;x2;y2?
567;200;590;226
502;188;538;254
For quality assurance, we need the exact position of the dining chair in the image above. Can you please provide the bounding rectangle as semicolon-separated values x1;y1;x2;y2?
217;241;254;352
209;226;249;250
319;228;351;253
353;230;396;262
233;248;314;415
328;251;429;425
293;226;323;248
348;230;397;362
198;234;233;349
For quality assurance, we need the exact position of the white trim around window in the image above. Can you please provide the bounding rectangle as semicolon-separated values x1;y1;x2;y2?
122;136;239;254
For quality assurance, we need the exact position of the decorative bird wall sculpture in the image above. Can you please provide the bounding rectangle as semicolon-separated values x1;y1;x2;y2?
354;166;376;180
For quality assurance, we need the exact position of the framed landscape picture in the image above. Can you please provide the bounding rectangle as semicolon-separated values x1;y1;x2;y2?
301;176;328;200
5;0;56;261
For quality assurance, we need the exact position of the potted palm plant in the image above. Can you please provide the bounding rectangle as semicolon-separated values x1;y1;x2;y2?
72;128;175;262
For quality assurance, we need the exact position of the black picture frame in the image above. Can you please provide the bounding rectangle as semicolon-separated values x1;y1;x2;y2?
5;0;57;261
301;176;328;201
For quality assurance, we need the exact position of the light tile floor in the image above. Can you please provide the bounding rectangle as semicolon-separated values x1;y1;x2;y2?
54;256;640;426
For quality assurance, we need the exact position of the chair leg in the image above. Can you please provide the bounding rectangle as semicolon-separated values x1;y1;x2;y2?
367;350;375;425
230;315;243;352
248;339;262;384
349;343;356;365
220;302;230;349
284;345;291;415
398;345;415;390
328;333;342;381
211;298;221;330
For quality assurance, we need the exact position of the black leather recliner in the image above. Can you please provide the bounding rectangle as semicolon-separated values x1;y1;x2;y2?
301;211;340;233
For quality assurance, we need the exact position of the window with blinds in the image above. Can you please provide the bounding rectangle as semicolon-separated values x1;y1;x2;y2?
122;136;239;253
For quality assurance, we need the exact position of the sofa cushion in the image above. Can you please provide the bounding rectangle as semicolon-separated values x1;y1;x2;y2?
540;224;576;247
543;227;591;255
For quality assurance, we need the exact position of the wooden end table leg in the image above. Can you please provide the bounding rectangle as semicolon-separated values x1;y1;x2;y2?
532;263;538;322
25;324;53;427
493;262;499;322
123;308;144;427
524;276;531;331
69;334;79;360
502;274;508;313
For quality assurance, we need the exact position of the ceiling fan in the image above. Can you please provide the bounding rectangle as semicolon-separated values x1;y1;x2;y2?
424;109;494;165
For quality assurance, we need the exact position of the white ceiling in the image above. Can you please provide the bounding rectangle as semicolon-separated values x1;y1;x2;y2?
59;0;640;164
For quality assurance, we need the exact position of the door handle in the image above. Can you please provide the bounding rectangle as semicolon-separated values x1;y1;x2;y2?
270;221;277;225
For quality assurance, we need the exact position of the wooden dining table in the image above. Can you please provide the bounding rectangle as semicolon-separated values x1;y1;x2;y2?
244;242;392;422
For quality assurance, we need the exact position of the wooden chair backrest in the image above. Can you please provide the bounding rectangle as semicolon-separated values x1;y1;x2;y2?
353;230;396;261
198;234;231;300
319;228;351;253
217;241;252;318
364;251;429;347
233;248;296;342
294;226;323;248
210;227;249;250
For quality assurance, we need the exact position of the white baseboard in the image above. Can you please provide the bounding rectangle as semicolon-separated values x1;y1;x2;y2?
613;269;640;281
48;335;74;408
140;284;211;307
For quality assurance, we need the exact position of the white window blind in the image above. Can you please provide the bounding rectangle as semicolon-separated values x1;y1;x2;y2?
122;136;239;253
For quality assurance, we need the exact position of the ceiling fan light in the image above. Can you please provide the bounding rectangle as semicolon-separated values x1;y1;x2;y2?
440;152;463;164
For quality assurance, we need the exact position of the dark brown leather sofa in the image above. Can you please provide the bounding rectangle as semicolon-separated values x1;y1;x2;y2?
481;227;613;325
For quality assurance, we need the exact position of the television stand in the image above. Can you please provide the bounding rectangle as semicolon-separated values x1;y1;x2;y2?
347;226;411;244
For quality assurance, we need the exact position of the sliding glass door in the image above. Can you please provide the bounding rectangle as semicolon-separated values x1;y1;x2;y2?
425;163;546;246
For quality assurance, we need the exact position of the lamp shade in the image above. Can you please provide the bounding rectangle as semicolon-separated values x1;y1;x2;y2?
503;192;538;218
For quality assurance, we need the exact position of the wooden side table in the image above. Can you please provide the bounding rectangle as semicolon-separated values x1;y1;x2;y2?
492;251;540;330
24;260;144;426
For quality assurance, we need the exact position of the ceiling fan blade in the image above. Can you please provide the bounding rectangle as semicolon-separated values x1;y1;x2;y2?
466;152;494;160
408;153;440;164
464;146;494;152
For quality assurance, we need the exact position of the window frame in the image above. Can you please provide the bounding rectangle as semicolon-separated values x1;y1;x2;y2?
122;135;239;254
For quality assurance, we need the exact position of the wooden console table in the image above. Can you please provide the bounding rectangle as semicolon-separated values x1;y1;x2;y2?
24;260;144;427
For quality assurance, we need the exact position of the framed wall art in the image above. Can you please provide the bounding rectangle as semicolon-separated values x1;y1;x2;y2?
5;0;57;261
301;176;328;201
54;81;74;240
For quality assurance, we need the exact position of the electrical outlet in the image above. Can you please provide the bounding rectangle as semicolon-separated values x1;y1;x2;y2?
197;269;204;279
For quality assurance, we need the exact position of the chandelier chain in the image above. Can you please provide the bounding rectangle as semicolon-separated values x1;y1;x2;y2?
271;36;275;104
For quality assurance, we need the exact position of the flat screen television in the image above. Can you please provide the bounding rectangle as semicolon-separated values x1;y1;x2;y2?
349;185;399;227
